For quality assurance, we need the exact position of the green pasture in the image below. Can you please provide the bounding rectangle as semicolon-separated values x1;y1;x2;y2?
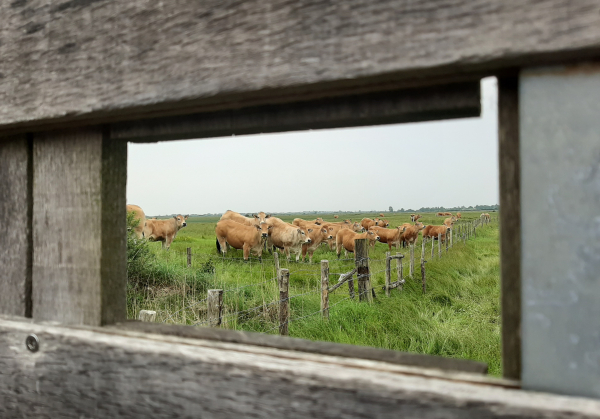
127;211;501;375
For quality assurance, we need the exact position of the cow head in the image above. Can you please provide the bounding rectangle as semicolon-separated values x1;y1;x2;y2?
366;230;380;242
254;223;271;239
297;228;311;244
253;211;271;224
173;215;188;229
343;219;352;224
378;219;389;228
314;217;323;225
352;222;364;232
415;221;425;230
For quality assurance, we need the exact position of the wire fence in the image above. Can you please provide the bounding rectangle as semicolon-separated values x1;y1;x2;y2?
134;215;495;335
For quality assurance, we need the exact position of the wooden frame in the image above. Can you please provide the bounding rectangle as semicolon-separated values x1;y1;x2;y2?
2;0;600;415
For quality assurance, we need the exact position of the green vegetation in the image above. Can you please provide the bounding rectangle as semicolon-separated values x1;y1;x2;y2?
126;211;501;375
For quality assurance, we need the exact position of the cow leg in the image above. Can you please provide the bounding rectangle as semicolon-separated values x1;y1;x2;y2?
243;244;250;261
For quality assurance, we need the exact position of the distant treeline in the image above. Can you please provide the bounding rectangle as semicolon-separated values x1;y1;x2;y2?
173;204;499;218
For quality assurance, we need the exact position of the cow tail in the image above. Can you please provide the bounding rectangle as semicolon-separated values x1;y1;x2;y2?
216;237;221;254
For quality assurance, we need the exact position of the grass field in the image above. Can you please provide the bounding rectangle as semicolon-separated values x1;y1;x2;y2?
127;211;501;375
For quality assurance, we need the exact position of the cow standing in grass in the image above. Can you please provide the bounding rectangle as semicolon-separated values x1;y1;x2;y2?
336;229;380;258
267;217;311;262
145;214;188;250
369;225;406;251
215;219;269;261
422;225;451;243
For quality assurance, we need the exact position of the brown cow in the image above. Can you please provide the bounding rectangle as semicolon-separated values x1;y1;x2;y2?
361;217;389;230
267;217;311;261
422;225;451;243
126;204;146;239
221;210;270;226
443;212;452;217
301;223;333;263
410;214;422;222
336;229;380;258
321;221;364;251
436;212;444;217
443;217;456;227
401;222;426;247
293;217;324;226
215;219;269;260
369;225;406;251
379;213;385;217
145;214;188;249
333;215;339;219
456;212;462;219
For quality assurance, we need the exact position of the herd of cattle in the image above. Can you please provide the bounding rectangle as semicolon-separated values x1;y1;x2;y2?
126;205;492;262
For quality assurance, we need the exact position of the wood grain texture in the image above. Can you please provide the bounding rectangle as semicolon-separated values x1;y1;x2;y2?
2;0;600;133
32;128;126;326
355;239;372;302
0;135;32;317
498;76;521;381
112;83;481;142
2;316;599;419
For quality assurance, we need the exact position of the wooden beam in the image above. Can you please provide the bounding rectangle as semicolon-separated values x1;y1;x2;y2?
498;75;521;381
112;83;480;142
3;316;600;419
2;0;600;133
0;135;32;317
31;128;127;326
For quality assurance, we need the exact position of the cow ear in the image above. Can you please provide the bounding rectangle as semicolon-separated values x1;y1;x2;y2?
308;228;313;232
297;229;301;233
266;214;271;218
173;216;177;220
185;215;189;219
253;213;258;219
255;224;261;230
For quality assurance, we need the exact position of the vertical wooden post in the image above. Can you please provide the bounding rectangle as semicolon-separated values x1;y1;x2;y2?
474;221;477;238
431;235;435;259
396;253;403;292
385;252;391;297
279;269;289;335
450;228;453;248
438;233;442;257
0;135;32;318
139;310;156;322
498;75;521;381
348;273;355;300
446;230;449;253
355;238;372;302
187;247;192;268
421;260;427;294
409;244;415;277
421;237;426;264
321;260;329;319
207;289;223;327
32;128;126;326
273;251;280;283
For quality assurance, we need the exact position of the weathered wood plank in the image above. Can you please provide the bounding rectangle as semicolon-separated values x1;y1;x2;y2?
32;128;127;326
0;135;32;317
2;0;600;133
2;316;600;419
498;75;521;381
112;83;480;142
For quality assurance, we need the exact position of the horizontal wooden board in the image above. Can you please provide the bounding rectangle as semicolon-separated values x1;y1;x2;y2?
115;320;489;375
1;0;600;133
112;82;480;142
2;316;600;418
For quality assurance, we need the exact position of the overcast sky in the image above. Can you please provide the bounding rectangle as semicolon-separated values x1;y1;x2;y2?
127;77;498;216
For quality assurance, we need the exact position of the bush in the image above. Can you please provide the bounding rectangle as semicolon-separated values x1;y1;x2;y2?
126;211;152;284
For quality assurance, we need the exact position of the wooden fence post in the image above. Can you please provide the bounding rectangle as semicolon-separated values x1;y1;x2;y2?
474;221;477;238
385;252;391;297
421;260;427;294
438;233;442;257
396;252;403;292
449;227;453;248
355;238;373;302
409;244;415;277
279;269;289;335
421;237;426;264
348;273;355;299
274;251;280;283
431;235;435;259
207;289;223;327
138;310;156;322
187;247;192;268
321;260;329;319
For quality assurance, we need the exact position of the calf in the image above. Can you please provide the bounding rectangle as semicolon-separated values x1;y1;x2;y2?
145;214;188;249
215;219;269;260
126;204;146;239
301;223;333;263
267;217;311;261
369;225;406;251
336;229;380;258
322;221;364;251
422;225;451;243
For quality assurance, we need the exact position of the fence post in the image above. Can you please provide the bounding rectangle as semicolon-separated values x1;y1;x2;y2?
207;289;223;327
431;234;435;259
187;247;192;268
321;260;329;319
274;251;280;283
355;238;373;302
474;221;477;238
438;233;442;257
409;244;415;277
421;260;427;294
449;227;453;248
396;252;404;292
348;272;355;299
385;252;391;297
279;269;289;336
138;310;156;322
421;237;426;264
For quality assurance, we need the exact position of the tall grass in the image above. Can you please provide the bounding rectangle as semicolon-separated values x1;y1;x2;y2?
127;211;501;375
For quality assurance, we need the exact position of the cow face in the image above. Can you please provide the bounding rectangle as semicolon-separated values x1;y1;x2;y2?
366;230;380;242
415;222;425;230
253;212;271;224
327;226;336;239
173;214;188;229
254;223;271;239
352;222;364;232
